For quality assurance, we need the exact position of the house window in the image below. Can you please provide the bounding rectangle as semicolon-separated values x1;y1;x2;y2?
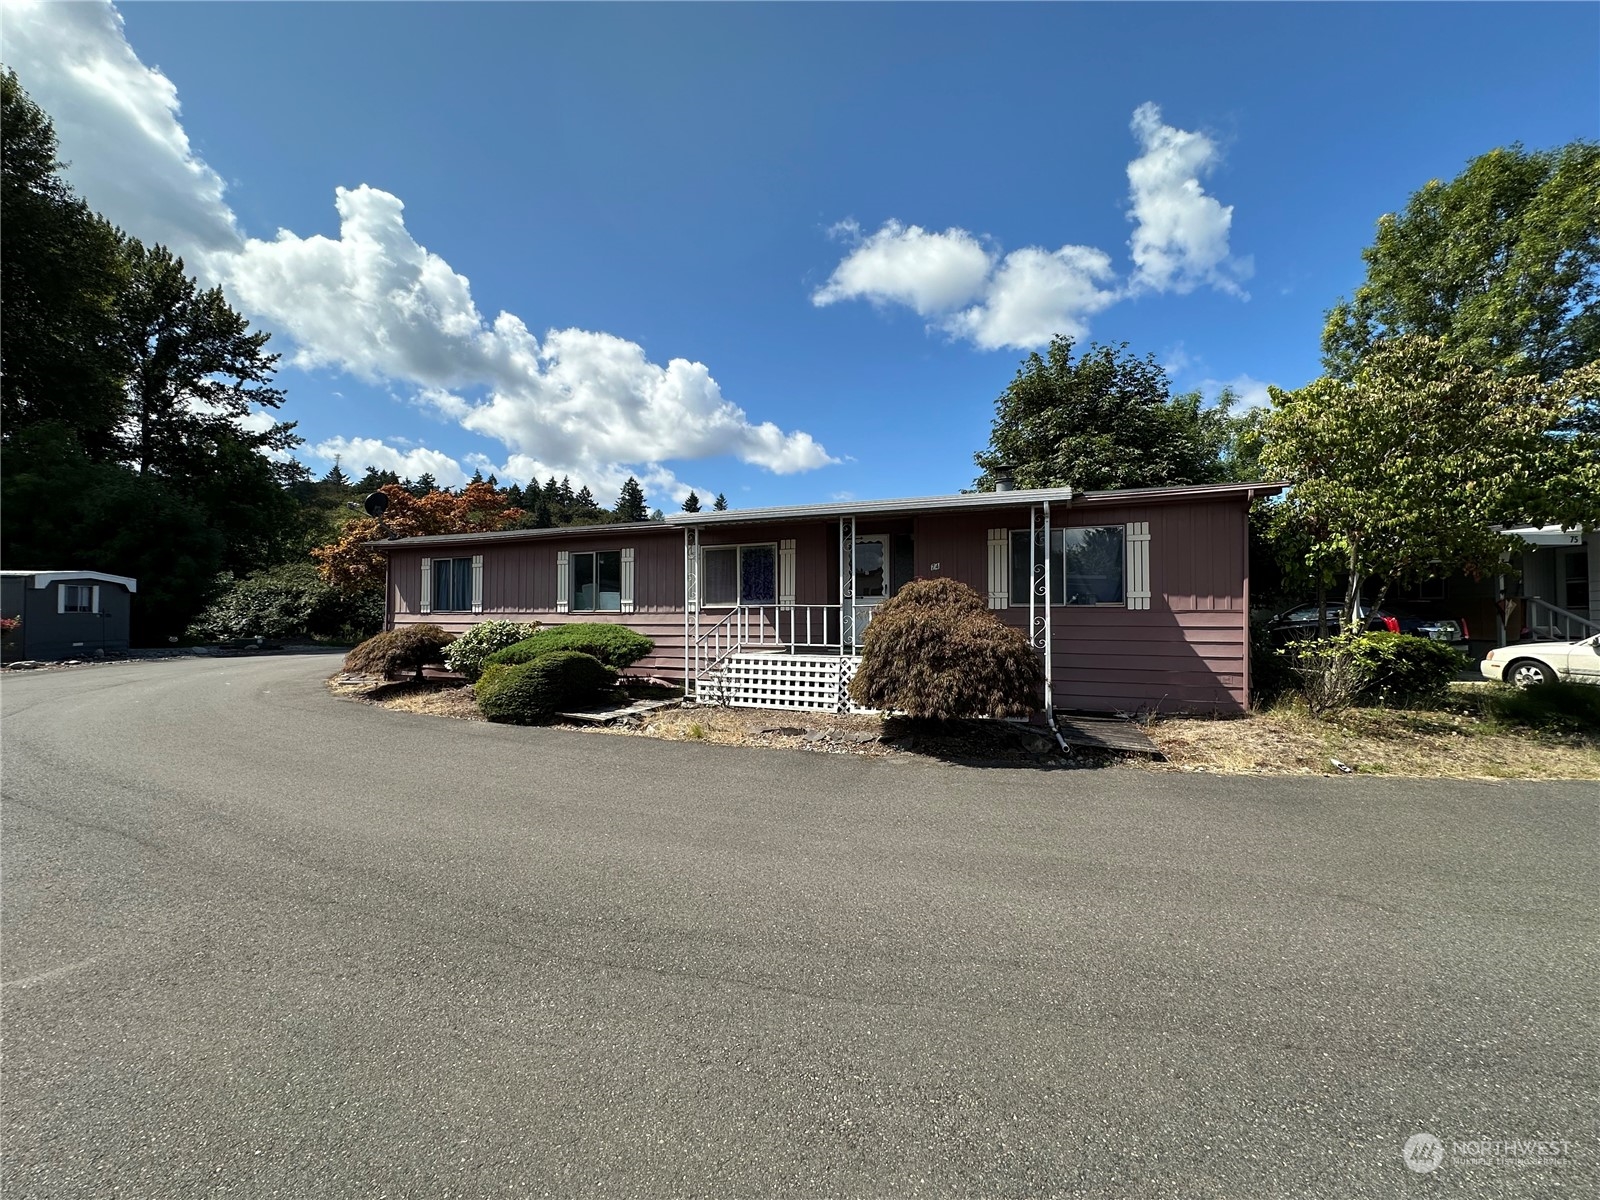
571;550;623;612
431;558;474;612
703;544;777;606
1009;526;1125;606
61;584;95;613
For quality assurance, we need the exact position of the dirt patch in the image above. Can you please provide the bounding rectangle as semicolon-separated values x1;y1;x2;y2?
1142;698;1600;779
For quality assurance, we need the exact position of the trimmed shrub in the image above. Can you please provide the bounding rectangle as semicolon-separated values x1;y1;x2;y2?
848;578;1042;719
187;562;383;643
1346;632;1465;706
474;651;617;723
1485;679;1600;735
343;624;455;681
486;623;655;672
443;619;540;681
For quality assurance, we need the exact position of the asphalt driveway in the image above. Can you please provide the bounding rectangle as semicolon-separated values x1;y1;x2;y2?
2;654;1595;1198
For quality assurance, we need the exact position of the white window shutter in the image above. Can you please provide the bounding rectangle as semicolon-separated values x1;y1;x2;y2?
419;558;432;614
620;547;636;613
1126;522;1151;610
91;586;101;613
57;585;67;614
686;543;699;613
986;528;1009;609
470;555;484;614
778;539;796;605
556;551;570;613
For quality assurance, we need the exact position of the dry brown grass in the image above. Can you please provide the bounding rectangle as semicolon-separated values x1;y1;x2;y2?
328;673;1600;779
1145;698;1600;779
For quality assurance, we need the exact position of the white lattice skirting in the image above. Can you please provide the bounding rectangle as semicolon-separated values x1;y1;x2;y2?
697;651;870;713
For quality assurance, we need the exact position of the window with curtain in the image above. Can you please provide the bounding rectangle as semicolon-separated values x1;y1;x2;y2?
431;558;474;611
703;544;777;606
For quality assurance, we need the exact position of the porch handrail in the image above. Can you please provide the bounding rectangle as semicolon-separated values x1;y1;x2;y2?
692;603;871;680
1524;596;1599;641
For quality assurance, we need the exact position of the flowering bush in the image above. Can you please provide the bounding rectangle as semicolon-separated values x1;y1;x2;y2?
0;615;19;635
442;619;540;681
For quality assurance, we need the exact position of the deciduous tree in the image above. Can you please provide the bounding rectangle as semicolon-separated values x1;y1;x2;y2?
1323;142;1600;396
1260;336;1600;627
313;482;524;592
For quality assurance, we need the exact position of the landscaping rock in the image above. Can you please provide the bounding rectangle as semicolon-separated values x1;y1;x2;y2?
7;661;41;670
803;729;834;743
760;726;806;736
847;732;879;744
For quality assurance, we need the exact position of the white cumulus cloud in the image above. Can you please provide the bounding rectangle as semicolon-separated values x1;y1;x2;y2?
10;0;836;496
815;102;1249;350
1126;103;1250;296
812;220;995;315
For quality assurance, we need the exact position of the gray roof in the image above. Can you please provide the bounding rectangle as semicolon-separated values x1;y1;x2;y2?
665;487;1077;526
0;570;139;592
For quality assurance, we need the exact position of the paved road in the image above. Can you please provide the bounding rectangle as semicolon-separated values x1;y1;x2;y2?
2;655;1595;1198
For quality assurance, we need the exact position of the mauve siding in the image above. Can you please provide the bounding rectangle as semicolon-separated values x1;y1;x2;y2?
389;531;688;678
384;494;1252;708
911;499;1250;713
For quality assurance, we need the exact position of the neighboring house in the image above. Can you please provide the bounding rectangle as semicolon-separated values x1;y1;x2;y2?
377;482;1283;715
1409;526;1598;658
0;571;138;660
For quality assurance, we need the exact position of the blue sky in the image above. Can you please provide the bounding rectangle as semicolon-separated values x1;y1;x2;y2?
7;2;1597;509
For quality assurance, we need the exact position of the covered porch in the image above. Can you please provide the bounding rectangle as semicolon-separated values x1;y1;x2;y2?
671;490;1079;714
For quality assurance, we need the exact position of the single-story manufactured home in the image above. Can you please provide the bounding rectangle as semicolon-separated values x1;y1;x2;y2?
376;481;1283;715
0;570;138;660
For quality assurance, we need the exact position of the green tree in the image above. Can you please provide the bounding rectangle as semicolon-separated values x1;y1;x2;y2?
322;458;349;488
713;492;728;511
1260;336;1600;627
682;490;702;512
1323;142;1600;392
973;337;1258;491
614;476;648;522
0;71;127;459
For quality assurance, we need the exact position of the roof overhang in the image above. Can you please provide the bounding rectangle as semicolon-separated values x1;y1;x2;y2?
1498;525;1591;548
666;487;1077;527
0;570;138;593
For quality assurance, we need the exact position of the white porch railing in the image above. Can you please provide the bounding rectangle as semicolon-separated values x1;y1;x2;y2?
1525;597;1599;641
691;604;875;685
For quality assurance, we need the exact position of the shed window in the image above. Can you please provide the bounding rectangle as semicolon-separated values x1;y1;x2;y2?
61;584;95;613
572;551;623;612
1010;526;1125;606
431;558;474;612
703;544;777;606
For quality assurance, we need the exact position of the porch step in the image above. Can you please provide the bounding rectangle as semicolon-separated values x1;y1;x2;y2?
697;650;868;713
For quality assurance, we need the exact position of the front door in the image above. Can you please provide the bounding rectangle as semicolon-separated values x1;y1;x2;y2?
852;534;890;643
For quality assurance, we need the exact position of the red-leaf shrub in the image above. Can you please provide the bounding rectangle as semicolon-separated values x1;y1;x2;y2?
848;579;1043;719
343;624;455;681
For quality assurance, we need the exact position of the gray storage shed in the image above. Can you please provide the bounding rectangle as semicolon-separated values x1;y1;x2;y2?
0;571;138;660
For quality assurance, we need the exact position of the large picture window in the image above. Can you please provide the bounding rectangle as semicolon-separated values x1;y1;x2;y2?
571;550;623;612
60;584;95;613
431;558;474;612
703;544;777;606
1009;526;1125;606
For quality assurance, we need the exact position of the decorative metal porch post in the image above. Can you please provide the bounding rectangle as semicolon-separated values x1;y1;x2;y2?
1041;500;1054;718
684;526;700;688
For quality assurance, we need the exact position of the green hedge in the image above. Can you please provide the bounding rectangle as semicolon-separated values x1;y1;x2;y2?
486;623;655;671
1345;632;1465;705
474;651;617;723
187;562;383;643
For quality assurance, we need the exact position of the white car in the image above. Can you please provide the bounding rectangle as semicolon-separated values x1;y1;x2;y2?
1480;634;1600;687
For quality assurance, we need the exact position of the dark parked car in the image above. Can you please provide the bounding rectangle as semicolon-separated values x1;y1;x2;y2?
1264;603;1469;647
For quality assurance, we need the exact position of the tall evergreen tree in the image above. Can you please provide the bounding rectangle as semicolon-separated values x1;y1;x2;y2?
322;458;349;488
614;476;648;522
682;490;702;512
713;493;729;511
